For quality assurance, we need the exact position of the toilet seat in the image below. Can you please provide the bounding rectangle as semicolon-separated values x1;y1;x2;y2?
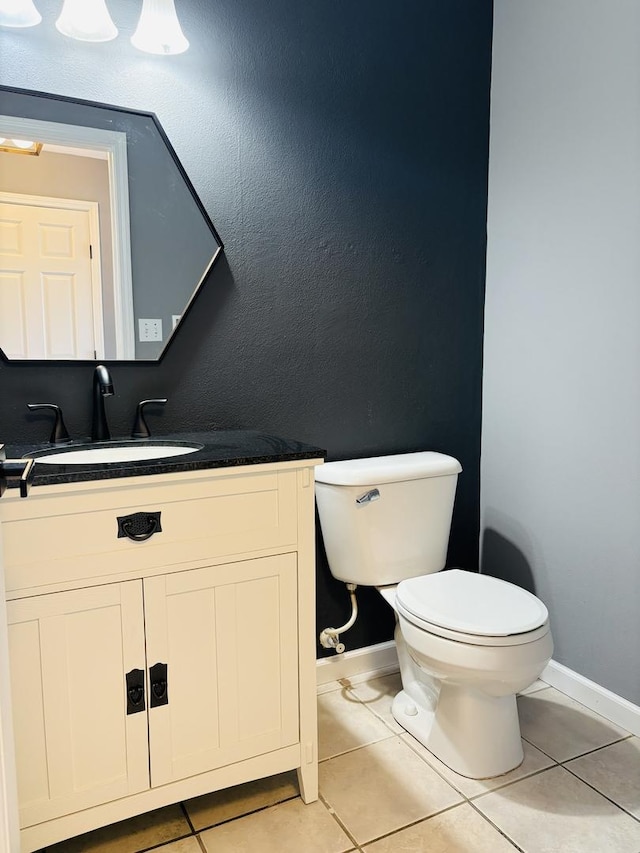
395;569;550;647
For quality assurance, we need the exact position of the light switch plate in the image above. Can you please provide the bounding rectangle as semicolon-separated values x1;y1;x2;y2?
138;319;163;342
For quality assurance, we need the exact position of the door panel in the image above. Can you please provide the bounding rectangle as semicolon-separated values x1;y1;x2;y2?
0;200;99;359
145;554;299;787
7;582;149;828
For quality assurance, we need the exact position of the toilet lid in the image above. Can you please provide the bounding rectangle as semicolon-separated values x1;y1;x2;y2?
395;569;548;637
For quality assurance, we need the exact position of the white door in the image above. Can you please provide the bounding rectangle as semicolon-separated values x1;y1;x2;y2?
0;196;104;360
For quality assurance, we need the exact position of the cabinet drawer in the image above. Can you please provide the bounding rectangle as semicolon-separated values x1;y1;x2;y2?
2;469;298;592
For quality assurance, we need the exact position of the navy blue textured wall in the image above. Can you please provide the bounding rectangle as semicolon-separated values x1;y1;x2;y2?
0;0;493;653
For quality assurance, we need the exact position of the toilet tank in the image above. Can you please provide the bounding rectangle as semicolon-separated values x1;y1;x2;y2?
315;452;462;586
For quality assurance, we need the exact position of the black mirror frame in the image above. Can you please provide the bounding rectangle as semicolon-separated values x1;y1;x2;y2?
0;84;224;366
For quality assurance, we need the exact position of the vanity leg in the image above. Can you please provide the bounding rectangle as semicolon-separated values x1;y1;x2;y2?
297;758;318;803
295;467;319;805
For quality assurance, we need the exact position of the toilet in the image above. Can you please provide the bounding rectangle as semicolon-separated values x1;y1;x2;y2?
315;451;553;779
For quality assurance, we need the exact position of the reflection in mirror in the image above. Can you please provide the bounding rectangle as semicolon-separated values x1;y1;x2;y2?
0;86;223;361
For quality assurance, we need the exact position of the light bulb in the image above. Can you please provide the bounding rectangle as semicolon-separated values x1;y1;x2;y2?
0;0;42;28
56;0;118;42
131;0;189;56
10;138;34;148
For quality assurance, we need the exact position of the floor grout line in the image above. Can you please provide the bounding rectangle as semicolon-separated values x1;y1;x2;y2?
518;731;635;767
130;829;197;853
560;761;640;822
397;733;474;800
181;790;301;836
180;801;196;834
319;732;397;764
194;833;208;853
467;764;561;802
559;733;635;763
318;791;361;850
338;799;472;850
466;798;526;853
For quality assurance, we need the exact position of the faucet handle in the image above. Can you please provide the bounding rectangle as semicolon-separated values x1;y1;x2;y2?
131;399;168;439
27;403;72;445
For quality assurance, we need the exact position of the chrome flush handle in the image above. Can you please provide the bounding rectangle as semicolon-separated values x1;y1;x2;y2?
355;488;380;505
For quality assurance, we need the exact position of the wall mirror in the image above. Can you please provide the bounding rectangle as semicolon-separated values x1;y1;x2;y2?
0;86;223;362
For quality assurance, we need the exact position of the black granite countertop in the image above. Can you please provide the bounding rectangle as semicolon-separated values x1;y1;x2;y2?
5;430;326;488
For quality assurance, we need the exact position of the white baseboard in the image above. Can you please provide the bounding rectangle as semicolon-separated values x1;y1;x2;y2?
541;659;640;737
316;640;398;686
315;645;640;737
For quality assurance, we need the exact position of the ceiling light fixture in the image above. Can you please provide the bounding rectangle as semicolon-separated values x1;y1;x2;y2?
131;0;189;56
56;0;118;43
0;0;42;28
0;138;43;155
1;1;190;54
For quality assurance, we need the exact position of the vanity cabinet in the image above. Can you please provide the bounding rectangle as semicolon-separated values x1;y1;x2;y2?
0;458;321;852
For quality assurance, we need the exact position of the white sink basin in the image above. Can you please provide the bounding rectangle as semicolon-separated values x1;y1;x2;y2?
30;442;203;465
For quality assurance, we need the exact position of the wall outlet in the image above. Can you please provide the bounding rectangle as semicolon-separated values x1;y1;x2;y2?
138;318;163;342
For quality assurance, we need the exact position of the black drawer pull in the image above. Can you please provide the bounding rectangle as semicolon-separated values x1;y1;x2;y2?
149;662;168;708
117;511;162;542
126;668;146;714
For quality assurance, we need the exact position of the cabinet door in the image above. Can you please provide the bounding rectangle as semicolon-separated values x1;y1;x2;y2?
7;582;149;828
145;554;299;787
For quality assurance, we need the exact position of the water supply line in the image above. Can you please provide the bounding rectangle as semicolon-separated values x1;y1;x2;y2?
319;583;358;654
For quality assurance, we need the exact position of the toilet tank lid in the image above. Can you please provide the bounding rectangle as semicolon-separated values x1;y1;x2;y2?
315;451;462;486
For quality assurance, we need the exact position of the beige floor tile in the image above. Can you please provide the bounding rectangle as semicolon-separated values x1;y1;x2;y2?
362;802;519;852
198;798;353;853
347;672;404;734
317;679;345;696
519;680;550;696
401;733;555;798
338;667;400;689
319;737;462;844
44;805;191;853
318;686;392;760
155;840;201;853
184;770;299;830
475;765;640;853
566;736;640;819
518;687;630;761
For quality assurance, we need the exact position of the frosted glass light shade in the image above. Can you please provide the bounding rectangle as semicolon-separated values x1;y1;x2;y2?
131;0;189;55
0;0;42;28
56;0;118;42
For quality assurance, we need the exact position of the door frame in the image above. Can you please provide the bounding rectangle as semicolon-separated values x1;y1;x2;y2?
0;191;106;360
0;115;135;359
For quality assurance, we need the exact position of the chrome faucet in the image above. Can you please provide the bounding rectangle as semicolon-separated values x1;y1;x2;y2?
92;364;114;441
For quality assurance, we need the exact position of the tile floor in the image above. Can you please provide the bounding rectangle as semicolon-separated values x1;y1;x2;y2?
39;674;640;853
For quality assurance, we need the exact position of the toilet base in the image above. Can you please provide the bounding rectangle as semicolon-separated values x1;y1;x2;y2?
392;684;524;779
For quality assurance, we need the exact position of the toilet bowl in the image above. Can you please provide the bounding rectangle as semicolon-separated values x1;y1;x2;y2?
315;452;553;779
381;571;552;777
